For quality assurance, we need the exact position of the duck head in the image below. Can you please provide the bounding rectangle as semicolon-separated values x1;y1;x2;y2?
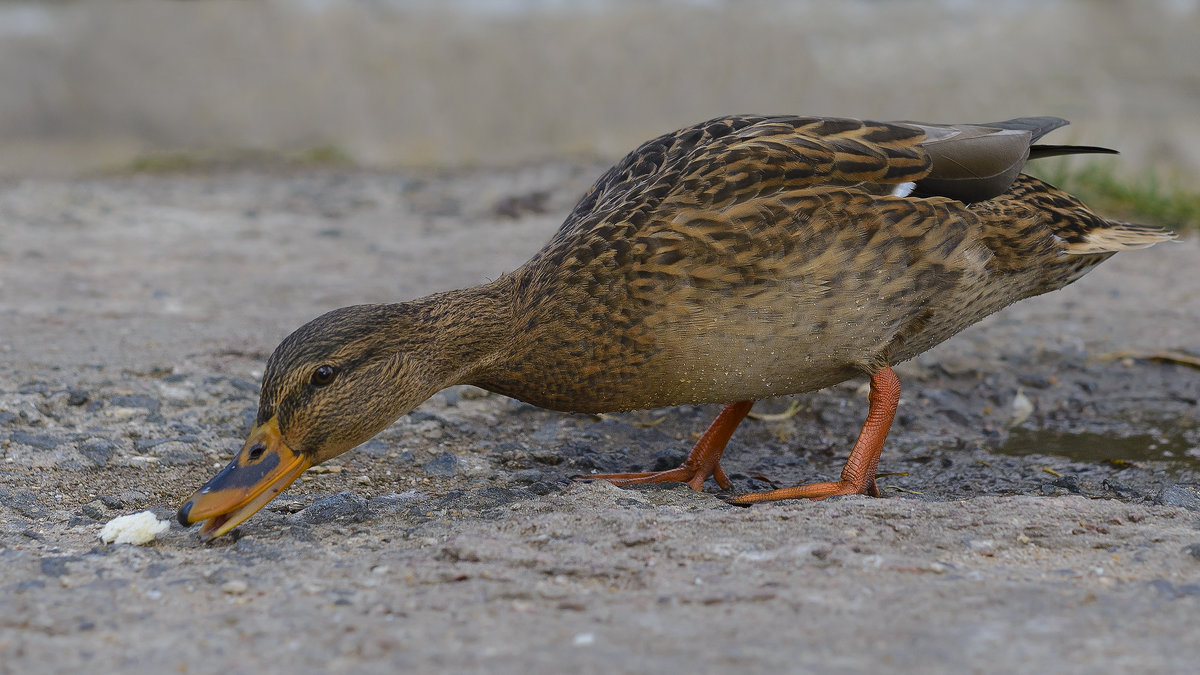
177;299;499;539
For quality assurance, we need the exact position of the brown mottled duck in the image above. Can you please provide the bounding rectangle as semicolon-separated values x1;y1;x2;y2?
178;115;1174;539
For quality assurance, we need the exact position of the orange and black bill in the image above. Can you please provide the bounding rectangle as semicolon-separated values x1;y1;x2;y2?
177;416;311;540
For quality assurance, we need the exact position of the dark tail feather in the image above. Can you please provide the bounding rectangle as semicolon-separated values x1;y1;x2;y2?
1030;144;1119;160
980;116;1069;142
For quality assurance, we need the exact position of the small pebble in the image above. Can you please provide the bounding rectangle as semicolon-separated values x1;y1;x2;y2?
422;452;459;476
1009;389;1033;426
572;633;595;646
9;433;64;450
78;439;116;466
1157;484;1200;511
80;500;107;520
107;395;161;412
222;580;249;595
119;490;149;506
298;491;370;525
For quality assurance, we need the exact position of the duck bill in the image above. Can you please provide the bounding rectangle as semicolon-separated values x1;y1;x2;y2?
176;416;311;540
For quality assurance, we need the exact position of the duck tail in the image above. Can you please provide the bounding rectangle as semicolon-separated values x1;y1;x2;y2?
1029;144;1118;160
1063;219;1177;255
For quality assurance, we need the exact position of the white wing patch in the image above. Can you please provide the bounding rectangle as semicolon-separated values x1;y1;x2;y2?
890;181;916;198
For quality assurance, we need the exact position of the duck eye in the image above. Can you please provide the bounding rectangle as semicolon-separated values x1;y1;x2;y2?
310;365;337;386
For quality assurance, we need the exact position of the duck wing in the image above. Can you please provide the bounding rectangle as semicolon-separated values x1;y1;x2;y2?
556;115;932;244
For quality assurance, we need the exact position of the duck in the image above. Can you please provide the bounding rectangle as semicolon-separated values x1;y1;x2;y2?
178;114;1175;539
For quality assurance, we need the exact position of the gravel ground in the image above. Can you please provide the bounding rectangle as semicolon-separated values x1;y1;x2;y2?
1;167;1199;673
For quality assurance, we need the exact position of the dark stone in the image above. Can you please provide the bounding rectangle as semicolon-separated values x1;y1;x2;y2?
147;506;175;523
567;452;607;471
1051;475;1082;494
1183;543;1200;561
240;406;257;431
359;439;389;456
1149;579;1200;599
526;481;558;496
920;388;963;408
160;447;205;466
298;491;370;525
118;490;149;507
650;448;687;472
40;555;82;577
134;438;169;451
422;452;459;476
99;495;125;510
144;563;169;578
80;502;106;520
1156;484;1200;511
229;378;259;394
9;432;64;450
234;537;281;560
0;489;47;519
0;411;17;426
78;439;116;466
108;395;160;412
529;422;564;445
406;411;445;426
368;491;427;514
18;382;50;394
530;448;564;466
67;389;89;406
1102;479;1142;500
1017;373;1054;389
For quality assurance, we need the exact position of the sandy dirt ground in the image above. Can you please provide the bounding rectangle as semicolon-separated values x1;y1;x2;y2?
1;165;1199;673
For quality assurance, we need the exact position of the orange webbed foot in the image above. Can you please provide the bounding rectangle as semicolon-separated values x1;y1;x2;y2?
579;462;732;491
576;400;753;492
725;367;900;506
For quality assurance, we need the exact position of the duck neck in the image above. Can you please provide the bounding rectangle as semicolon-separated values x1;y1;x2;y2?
396;276;516;388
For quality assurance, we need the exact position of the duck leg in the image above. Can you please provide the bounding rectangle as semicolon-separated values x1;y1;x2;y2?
727;367;900;504
581;400;754;490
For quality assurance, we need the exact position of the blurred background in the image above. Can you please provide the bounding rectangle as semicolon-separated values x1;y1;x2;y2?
0;0;1197;189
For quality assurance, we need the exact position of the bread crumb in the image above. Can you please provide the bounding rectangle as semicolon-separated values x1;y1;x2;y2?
99;511;169;545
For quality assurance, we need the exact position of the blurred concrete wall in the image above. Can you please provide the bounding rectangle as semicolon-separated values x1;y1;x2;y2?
0;0;1197;175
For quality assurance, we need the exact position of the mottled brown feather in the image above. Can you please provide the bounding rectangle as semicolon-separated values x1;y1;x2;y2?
253;115;1174;447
